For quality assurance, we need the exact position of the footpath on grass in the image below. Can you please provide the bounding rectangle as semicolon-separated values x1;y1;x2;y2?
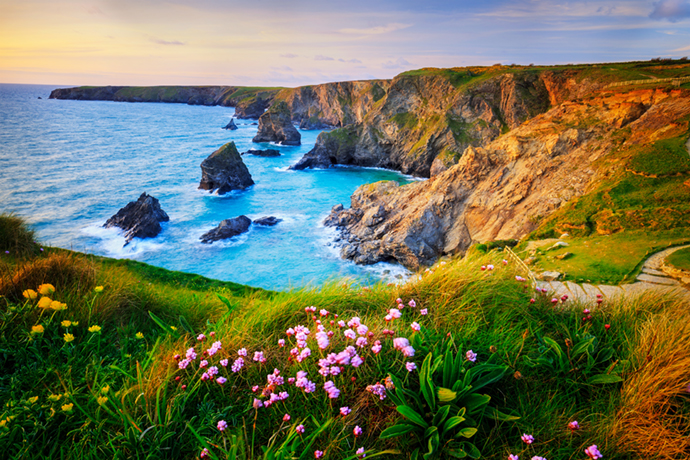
532;245;690;306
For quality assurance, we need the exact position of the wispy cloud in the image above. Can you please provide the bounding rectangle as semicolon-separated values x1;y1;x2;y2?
280;53;298;58
150;38;185;46
382;57;411;69
315;55;334;61
649;0;690;22
338;58;362;63
339;23;412;35
671;43;690;51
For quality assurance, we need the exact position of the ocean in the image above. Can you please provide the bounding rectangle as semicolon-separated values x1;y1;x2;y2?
0;83;416;290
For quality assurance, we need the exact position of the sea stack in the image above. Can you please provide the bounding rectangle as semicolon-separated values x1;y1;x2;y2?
200;216;252;244
199;142;254;194
104;193;169;245
252;101;301;146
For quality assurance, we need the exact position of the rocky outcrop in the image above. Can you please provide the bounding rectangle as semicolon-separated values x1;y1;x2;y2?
234;93;274;119
253;101;301;146
199;142;254;194
223;118;238;130
253;216;282;226
104;193;169;246
325;87;690;269
242;149;281;157
200;216;251;244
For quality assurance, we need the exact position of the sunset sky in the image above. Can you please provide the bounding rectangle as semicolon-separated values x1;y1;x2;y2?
2;0;690;87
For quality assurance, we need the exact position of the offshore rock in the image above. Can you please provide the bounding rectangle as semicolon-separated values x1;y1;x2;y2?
104;193;169;246
253;216;282;226
200;216;251;244
223;118;238;130
253;101;301;146
199;142;254;194
242;149;281;157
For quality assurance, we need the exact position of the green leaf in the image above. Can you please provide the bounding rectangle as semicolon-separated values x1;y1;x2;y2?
423;425;438;440
426;432;440;458
437;387;457;403
442;415;466;436
216;294;237;313
397;405;429;428
571;337;595;357
460;393;491;413
459;442;481;459
420;354;437;411
433;404;451;427
466;365;508;393
178;315;194;334
454;427;477;439
380;424;417;439
148;311;180;338
443;349;455;388
543;336;563;359
484;406;520;421
587;373;623;384
446;449;468;458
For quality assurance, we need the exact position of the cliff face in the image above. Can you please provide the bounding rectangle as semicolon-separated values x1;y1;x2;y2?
326;87;690;269
252;101;301;145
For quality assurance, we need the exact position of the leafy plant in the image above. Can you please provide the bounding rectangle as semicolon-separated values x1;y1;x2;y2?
380;341;516;459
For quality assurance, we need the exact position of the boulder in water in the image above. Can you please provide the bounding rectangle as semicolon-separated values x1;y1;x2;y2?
252;101;301;146
254;216;282;226
222;118;238;130
242;149;281;157
104;193;169;246
199;142;254;194
200;216;251;243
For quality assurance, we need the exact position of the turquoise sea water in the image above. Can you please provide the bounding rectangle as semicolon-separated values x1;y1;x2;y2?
0;83;415;290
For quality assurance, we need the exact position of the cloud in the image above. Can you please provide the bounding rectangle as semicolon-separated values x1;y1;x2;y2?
339;23;412;35
382;57;411;69
150;38;185;46
280;53;298;58
315;55;334;61
649;0;690;22
671;43;690;51
271;65;293;72
338;58;363;63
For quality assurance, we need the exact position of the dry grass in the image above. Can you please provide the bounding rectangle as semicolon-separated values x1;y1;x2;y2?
611;296;690;459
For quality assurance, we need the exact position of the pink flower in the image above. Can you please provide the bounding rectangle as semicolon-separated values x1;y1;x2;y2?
551;298;559;304
278;339;285;347
314;450;324;459
420;308;428;315
568;420;580;431
338;320;346;328
356;337;368;348
344;329;357;340
253;351;266;363
487;264;494;270
252;398;263;409
340;406;351;416
199;360;208;368
197;334;206;341
402;346;415;357
320;309;329;317
371;341;382;354
200;447;210;458
366;382;387;400
531;457;547;460
503;259;508;265
406;362;417;372
410;321;421;332
283;413;291;421
508;455;518;460
220;358;229;367
296;424;305;434
521;433;534;444
186;348;197;360
408;299;416;308
351;355;364;367
237;348;247;356
201;373;210;381
356;447;366;458
231;358;244;373
353;425;363;437
217;420;228;431
481;265;486;271
466;350;477;362
389;308;401;319
584;445;602;459
216;376;227;385
356;324;369;336
252;385;259;392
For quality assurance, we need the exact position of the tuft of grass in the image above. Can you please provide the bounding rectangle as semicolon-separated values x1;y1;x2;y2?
0;213;40;258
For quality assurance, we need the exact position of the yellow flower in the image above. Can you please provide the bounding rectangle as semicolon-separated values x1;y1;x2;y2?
101;385;109;394
170;326;177;331
38;284;55;295
88;325;101;333
63;333;75;343
61;320;72;327
27;396;38;404
97;396;108;406
37;297;52;309
135;332;144;339
31;324;44;334
47;394;61;402
50;300;67;311
61;403;73;412
0;419;6;428
94;286;104;292
23;289;38;300
72;321;79;326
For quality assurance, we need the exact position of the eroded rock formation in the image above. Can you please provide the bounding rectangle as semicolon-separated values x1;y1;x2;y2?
200;216;251;244
199;142;254;194
253;101;301;145
104;193;169;245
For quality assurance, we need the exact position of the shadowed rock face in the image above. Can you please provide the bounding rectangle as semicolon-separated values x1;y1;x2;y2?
200;216;251;244
199;142;254;194
253;101;301;146
242;149;281;157
223;118;238;130
104;193;169;246
253;216;282;226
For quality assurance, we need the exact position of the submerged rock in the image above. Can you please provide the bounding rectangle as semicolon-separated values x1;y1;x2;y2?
223;118;238;130
199;142;254;194
104;193;169;246
200;216;252;244
242;149;281;157
253;216;282;226
253;101;301;146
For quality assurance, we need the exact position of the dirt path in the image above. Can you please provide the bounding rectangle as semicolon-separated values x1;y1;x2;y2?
535;245;690;307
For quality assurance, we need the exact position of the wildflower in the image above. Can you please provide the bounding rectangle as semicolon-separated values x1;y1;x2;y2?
408;299;416;308
371;341;382;354
135;332;144;339
356;324;369;336
72;321;79;326
356;337;368;348
604;324;611;331
48;394;61;402
340;406;351;416
50;300;67;311
344;329;357;340
37;297;52;309
487;264;494;270
94;286;104;292
584;445;602;459
278;339;285;347
170;326;177;331
199;360;209;368
320;309;329;316
181;384;187;390
200;448;210;459
531;457;547;460
521;434;534;444
61;403;74;412
253;351;266;363
101;385;109;394
231;358;244;373
252;398;263;409
88;325;101;333
466;350;477;362
314;450;324;458
31;324;44;334
217;420;227;431
406;362;417;372
216;376;227;385
402;346;415;357
353;425;363;437
200;372;210;381
197;334;206;341
220;358;228;367
283;413;291;421
357;447;366;458
366;382;387;400
568;420;580;431
503;259;508;265
351;355;364;367
420;308;428;315
38;284;55;295
509;455;519;460
23;289;38;300
178;358;191;369
389;308;401;319
516;275;526;281
410;321;421;332
238;348;247;356
63;333;75;343
530;298;536;304
61;320;72;327
481;265;486;271
324;380;340;398
551;298;558;305
296;424;305;434
97;396;108;406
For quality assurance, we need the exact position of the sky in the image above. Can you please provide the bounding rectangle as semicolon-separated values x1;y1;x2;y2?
2;0;690;87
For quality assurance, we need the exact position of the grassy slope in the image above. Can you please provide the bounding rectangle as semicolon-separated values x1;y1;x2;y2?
666;247;690;271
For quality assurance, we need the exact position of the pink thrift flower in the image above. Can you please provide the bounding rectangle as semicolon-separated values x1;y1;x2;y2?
186;348;197;360
344;329;357;340
201;372;210;381
531;457;547;460
356;447;366;458
351;355;364;367
356;337;368;348
481;265;486;271
278;339;285;347
200;447;210;459
509;455;518;460
173;354;181;361
217;420;227;431
237;348;247;356
551;298;559;304
521;433;534;444
411;321;421;331
568;420;580;431
199;360;208;368
584;445;602;459
252;398;263;409
337;320;346;328
503;259;508;265
371;341;382;354
208;366;219;376
283;413;291;421
466;350;477;362
231;358;244;373
253;351;266;363
197;334;206;341
353;425;363;437
252;385;259;392
389;308;401;319
216;376;227;385
220;358;229;367
296;424;305;434
408;299;416;308
406;362;417;372
420;308;428;315
356;324;369;336
340;406;351;416
402;346;415;357
487;264;494;270
320;309;329;316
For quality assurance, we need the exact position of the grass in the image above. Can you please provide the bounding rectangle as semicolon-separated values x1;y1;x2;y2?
1;216;689;459
666;247;690;271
